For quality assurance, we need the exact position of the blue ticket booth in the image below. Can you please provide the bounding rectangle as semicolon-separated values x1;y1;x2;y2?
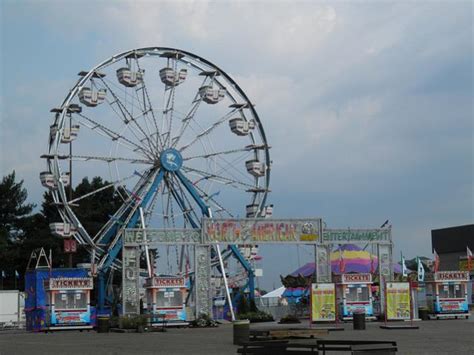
25;268;95;331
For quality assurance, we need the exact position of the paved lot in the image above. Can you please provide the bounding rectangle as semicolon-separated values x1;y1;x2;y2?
0;318;473;354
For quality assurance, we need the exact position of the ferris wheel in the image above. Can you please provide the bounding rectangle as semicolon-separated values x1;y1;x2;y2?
40;47;271;283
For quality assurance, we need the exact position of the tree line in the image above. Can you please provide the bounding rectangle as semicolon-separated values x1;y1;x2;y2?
0;171;122;290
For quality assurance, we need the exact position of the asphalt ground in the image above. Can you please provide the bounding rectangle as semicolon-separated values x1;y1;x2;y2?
0;318;473;354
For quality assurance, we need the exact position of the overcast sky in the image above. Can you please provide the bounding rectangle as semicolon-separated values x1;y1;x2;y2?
1;1;472;290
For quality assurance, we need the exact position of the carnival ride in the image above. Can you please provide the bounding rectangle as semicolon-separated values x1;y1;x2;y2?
40;47;272;313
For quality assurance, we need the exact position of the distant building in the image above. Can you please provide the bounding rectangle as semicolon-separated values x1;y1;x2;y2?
431;224;473;272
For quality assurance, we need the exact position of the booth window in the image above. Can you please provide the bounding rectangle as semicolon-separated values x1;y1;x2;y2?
55;291;87;310
156;291;182;308
346;285;369;302
439;284;464;299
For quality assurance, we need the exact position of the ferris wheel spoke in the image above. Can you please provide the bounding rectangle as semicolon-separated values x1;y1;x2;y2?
170;75;213;149
97;77;160;155
76;112;154;160
178;107;239;153
67;169;146;205
162;59;179;148
181;166;256;190
192;183;234;218
68;154;153;164
211;148;259;185
183;146;259;161
102;77;147;114
134;58;166;151
167;174;202;228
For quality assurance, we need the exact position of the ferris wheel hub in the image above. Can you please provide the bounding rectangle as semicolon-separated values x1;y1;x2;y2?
159;148;183;172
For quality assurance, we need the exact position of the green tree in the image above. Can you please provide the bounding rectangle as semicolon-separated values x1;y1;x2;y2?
0;171;37;288
0;171;35;247
70;176;124;237
0;172;125;290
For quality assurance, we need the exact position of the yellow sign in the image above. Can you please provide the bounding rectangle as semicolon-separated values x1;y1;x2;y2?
311;283;336;321
386;282;411;320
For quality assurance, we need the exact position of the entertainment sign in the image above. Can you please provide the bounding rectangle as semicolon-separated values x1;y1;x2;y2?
322;229;391;244
48;277;93;290
203;218;322;244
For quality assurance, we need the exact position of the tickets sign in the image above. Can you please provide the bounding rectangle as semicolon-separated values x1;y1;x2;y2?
386;282;411;320
48;278;93;290
341;273;372;284
311;283;336;322
434;271;469;282
147;277;185;288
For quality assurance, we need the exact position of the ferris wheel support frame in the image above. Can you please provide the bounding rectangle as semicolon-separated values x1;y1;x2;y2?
96;163;256;312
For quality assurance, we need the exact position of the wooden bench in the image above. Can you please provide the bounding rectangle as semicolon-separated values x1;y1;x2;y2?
317;340;397;354
249;330;271;341
237;340;289;354
270;329;328;339
351;343;397;354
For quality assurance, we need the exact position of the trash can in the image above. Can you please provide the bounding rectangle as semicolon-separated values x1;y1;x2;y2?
97;316;110;333
233;319;250;345
419;308;429;321
353;312;366;330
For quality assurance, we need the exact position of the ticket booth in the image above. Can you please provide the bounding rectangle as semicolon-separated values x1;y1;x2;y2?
145;276;188;326
25;268;95;331
426;271;470;319
335;273;375;320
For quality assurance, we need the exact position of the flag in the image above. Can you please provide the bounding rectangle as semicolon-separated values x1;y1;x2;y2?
370;253;376;274
205;190;220;201
433;249;440;272
339;246;346;273
401;252;408;277
15;270;19;279
417;257;425;282
467;246;473;271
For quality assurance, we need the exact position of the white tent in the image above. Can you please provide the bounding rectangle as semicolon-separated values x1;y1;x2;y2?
260;286;286;306
261;287;285;299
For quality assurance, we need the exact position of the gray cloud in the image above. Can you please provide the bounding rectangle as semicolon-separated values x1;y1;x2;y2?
1;0;472;289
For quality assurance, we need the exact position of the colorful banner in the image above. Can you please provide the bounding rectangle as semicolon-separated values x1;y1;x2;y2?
51;310;90;325
203;219;322;244
311;283;336;321
386;282;411;320
436;300;468;313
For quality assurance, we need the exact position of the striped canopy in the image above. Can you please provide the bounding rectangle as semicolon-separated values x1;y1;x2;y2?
290;244;402;276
